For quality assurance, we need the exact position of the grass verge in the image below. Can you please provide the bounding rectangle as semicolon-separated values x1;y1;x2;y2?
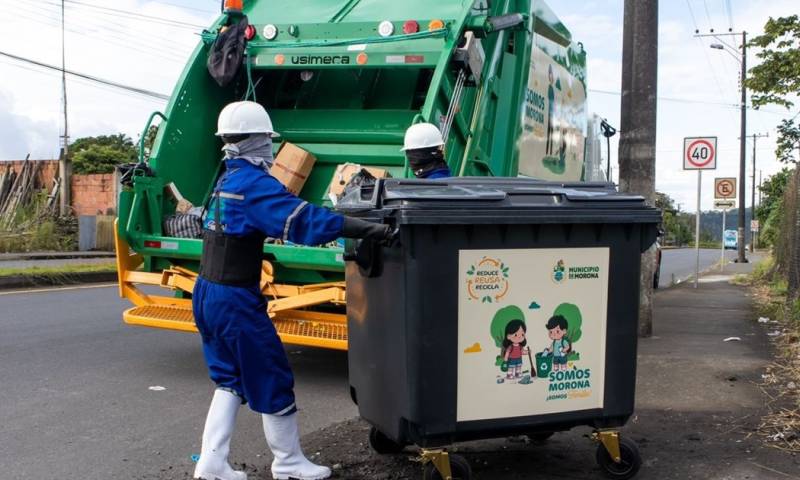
743;255;800;454
0;262;117;279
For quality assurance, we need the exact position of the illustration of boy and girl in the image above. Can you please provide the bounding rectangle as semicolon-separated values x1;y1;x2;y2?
502;314;572;380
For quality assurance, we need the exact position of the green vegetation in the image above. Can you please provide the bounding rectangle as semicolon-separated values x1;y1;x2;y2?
756;168;792;248
0;262;116;279
0;218;77;253
746;14;800;164
656;192;692;246
746;15;800;110
69;134;137;174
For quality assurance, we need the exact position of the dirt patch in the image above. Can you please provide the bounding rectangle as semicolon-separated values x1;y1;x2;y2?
751;284;800;455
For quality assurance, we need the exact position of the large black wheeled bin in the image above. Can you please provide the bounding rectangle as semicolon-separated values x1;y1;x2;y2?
338;177;661;478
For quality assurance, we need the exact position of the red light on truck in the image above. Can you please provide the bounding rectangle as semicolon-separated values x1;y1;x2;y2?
144;240;161;249
402;20;420;34
274;54;285;65
356;52;368;65
244;25;256;41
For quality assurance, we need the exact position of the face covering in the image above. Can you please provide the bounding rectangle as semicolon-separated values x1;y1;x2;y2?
222;133;274;172
406;147;447;178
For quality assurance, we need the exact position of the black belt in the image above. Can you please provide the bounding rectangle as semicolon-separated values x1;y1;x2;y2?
199;185;265;286
199;230;265;286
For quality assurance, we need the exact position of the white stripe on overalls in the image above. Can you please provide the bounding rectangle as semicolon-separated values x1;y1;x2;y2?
282;201;308;241
216;192;245;200
274;402;296;416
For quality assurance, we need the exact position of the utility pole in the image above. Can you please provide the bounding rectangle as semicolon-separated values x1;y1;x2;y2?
746;133;767;251
619;0;658;337
58;0;71;217
738;31;747;262
700;31;748;262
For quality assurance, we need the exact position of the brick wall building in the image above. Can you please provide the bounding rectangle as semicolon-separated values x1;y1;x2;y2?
0;159;117;216
71;173;117;216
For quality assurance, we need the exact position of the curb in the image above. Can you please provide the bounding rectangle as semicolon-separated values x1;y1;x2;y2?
0;271;118;290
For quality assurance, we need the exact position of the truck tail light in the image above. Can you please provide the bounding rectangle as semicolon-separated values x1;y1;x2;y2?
428;19;445;31
403;20;420;34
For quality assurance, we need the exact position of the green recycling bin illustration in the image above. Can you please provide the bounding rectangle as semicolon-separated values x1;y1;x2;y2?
535;352;552;378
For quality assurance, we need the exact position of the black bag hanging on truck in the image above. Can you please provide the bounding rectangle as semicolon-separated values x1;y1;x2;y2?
207;16;249;87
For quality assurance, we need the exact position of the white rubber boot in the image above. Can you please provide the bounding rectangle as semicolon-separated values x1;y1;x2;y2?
194;389;248;480
263;412;332;480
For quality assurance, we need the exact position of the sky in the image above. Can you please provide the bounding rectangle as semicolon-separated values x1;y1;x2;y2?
0;0;797;212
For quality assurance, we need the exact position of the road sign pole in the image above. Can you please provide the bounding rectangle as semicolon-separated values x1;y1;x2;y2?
695;170;702;289
721;209;726;272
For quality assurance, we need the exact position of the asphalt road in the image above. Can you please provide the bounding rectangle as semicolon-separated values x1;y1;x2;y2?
657;247;738;288
0;284;356;480
0;251;765;479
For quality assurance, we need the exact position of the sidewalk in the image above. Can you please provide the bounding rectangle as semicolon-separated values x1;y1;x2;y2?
289;261;799;479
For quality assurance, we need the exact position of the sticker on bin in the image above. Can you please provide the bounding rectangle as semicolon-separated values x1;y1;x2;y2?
457;248;609;422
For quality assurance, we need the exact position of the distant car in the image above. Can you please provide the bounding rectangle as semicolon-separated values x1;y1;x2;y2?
723;229;737;250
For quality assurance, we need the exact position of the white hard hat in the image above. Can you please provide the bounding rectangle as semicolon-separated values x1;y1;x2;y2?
401;122;444;151
216;101;280;137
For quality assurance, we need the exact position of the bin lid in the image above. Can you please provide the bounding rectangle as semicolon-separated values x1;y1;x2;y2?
336;177;662;225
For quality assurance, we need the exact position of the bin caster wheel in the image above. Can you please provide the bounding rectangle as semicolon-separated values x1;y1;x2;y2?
423;454;472;480
368;426;404;454
526;431;554;443
596;437;641;479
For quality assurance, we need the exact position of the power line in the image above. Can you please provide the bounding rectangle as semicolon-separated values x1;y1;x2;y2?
588;88;789;115
1;3;192;65
28;0;206;31
685;0;726;101
63;0;206;29
152;0;218;15
702;0;714;30
723;0;734;30
0;50;169;100
0;58;165;104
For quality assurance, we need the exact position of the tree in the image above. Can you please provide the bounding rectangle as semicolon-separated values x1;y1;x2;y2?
746;15;800;110
775;119;800;164
756;168;793;247
757;168;792;222
69;134;137;174
746;15;800;164
655;191;693;246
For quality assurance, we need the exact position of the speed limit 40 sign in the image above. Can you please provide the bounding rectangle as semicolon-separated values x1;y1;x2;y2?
683;136;717;170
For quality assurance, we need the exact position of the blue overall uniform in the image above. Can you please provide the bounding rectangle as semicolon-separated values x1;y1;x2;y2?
192;157;344;415
422;167;452;179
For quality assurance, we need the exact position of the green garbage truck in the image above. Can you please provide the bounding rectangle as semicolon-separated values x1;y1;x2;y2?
115;0;601;351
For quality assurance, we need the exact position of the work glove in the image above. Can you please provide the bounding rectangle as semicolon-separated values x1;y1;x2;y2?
342;216;393;242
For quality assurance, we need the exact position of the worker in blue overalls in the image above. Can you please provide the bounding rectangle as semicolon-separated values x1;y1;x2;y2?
193;101;392;480
401;123;451;179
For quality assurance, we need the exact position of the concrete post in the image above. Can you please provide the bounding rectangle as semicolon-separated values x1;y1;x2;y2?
619;0;659;337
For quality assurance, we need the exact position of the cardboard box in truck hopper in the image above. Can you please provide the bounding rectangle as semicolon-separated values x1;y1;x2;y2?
271;143;316;195
327;163;389;198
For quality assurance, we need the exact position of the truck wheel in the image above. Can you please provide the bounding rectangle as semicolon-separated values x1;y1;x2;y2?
596;437;641;479
368;426;405;454
423;454;472;480
526;431;555;443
